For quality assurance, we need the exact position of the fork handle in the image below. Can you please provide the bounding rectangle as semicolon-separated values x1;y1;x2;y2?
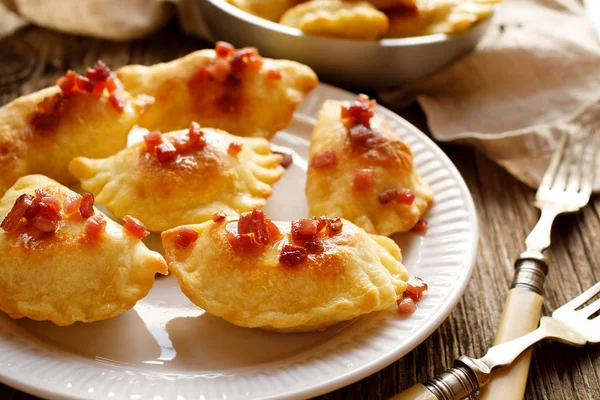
478;257;547;400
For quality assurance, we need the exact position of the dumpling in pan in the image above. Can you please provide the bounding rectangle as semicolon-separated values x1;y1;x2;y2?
383;0;496;38
68;124;285;232
226;0;303;21
0;61;152;196
162;210;409;332
280;0;389;40
117;42;318;139
305;95;433;236
0;175;167;326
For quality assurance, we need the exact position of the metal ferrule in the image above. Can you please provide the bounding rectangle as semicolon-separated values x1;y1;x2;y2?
423;361;480;400
510;252;549;295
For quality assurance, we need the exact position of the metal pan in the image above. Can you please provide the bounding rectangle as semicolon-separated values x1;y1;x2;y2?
200;0;493;88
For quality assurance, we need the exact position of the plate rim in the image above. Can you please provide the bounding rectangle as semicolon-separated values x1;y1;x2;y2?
0;82;479;400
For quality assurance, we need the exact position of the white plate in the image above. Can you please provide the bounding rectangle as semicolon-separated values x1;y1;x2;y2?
0;83;478;400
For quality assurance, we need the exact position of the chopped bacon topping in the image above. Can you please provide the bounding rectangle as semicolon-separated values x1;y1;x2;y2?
108;92;126;113
226;208;280;250
313;216;327;232
397;296;417;315
31;212;60;233
37;94;64;115
279;244;307;267
92;82;105;97
267;220;282;241
327;217;343;232
285;216;338;257
105;77;118;93
274;151;293;168
411;220;428;234
188;42;264;88
175;227;200;248
212;212;226;223
228;142;243;156
123;215;149;239
353;169;374;191
82;215;106;242
63;195;83;217
188;122;205;147
31;94;64;133
378;189;398;205
156;142;177;163
57;71;77;94
85;60;111;82
341;93;376;128
304;239;324;254
310;151;337;169
405;277;428;302
79;193;95;218
291;219;319;242
397;188;415;205
144;131;163;152
226;229;256;252
266;69;282;80
348;124;377;148
75;75;94;93
1;194;33;232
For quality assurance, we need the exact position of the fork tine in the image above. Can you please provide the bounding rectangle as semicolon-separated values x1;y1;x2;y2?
579;132;600;198
566;134;590;192
583;297;600;319
540;133;568;190
560;281;600;311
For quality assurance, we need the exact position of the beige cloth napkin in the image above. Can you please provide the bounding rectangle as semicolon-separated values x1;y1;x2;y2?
2;0;600;189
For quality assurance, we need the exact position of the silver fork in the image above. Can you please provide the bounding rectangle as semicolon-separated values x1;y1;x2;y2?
390;282;600;400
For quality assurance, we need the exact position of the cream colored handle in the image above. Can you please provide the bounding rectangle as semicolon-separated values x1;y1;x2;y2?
389;383;437;400
478;288;544;400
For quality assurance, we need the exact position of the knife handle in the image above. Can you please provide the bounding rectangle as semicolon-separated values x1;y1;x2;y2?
389;384;437;400
478;257;547;400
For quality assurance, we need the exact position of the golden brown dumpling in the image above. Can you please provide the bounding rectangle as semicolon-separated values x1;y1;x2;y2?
117;43;318;139
162;211;408;332
383;0;496;38
0;63;152;196
226;0;303;21
305;95;432;235
68;126;285;232
0;175;167;326
368;0;416;11
280;0;389;40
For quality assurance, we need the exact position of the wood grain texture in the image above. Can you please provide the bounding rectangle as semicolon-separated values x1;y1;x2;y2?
0;21;599;400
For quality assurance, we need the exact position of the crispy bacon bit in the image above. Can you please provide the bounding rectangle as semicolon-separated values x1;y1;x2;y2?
188;122;202;143
348;124;377;148
32;93;64;133
267;220;281;241
327;217;343;232
144;131;163;152
156;142;177;163
1;194;33;232
82;215;106;241
123;215;149;239
75;75;94;93
397;189;415;205
378;189;398;205
279;244;307;266
238;208;269;245
216;41;235;58
226;229;255;251
412;220;428;234
212;212;227;223
341;94;376;128
175;227;200;248
85;60;111;82
313;216;327;233
108;92;126;113
228;142;243;156
266;69;282;80
310;151;337;169
92;82;105;97
57;71;77;94
291;219;319;242
405;277;428;302
79;193;95;218
354;169;374;191
208;58;232;83
105;77;117;93
39;195;62;213
397;296;417;315
274;151;293;168
230;47;263;75
304;239;324;254
31;213;60;233
63;194;83;217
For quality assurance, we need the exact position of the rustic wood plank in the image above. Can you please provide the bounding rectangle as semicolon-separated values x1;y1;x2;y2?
0;21;599;400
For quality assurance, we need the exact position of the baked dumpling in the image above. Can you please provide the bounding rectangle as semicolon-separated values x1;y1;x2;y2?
226;0;303;21
383;0;496;38
368;0;416;11
68;124;285;232
305;95;432;235
162;210;409;332
0;175;167;326
280;0;389;40
117;42;318;139
0;61;152;196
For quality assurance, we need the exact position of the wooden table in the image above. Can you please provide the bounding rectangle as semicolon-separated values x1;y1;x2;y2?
1;20;599;400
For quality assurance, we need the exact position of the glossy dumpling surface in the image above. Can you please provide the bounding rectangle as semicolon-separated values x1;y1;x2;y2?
0;79;151;197
117;45;318;139
280;0;389;40
162;214;408;332
0;175;167;326
68;127;285;232
305;97;433;235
